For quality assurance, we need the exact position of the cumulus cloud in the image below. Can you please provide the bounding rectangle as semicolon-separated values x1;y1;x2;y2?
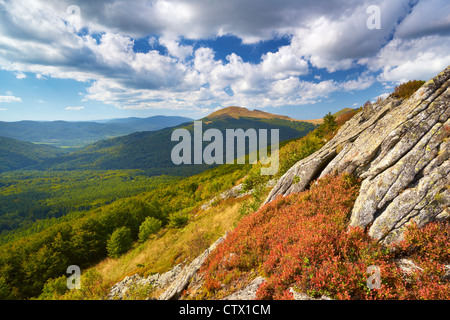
15;72;27;79
261;46;309;79
367;36;450;83
362;0;450;83
0;0;449;112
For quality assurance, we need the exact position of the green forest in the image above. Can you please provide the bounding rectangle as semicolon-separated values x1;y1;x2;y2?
0;170;180;243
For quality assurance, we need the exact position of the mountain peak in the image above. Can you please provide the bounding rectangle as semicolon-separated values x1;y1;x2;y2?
204;106;298;121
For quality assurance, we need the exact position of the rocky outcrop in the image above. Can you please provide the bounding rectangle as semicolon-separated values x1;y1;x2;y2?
264;66;450;244
107;263;185;300
222;276;266;300
107;235;225;300
158;235;226;300
200;179;277;211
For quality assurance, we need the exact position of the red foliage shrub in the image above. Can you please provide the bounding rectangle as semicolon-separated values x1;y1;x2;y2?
336;110;359;127
200;173;450;300
395;221;450;300
391;80;425;100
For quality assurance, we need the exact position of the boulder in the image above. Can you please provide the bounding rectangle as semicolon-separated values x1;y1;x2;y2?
158;235;226;300
264;66;450;244
222;276;265;300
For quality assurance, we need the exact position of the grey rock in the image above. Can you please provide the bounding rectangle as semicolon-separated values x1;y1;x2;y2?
288;288;332;300
396;258;424;275
222;276;266;300
444;265;450;281
107;236;226;300
201;179;278;211
159;235;226;300
263;65;450;244
107;263;185;300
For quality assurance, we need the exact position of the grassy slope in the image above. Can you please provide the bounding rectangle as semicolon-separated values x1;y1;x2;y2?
46;115;331;300
94;199;247;288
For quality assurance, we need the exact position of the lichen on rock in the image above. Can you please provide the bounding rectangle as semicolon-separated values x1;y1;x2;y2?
264;65;450;245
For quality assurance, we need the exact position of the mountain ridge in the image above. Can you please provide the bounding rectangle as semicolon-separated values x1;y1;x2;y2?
29;109;318;175
205;106;300;121
0;115;193;148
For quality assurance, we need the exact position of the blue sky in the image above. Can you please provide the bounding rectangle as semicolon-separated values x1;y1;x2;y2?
0;0;449;122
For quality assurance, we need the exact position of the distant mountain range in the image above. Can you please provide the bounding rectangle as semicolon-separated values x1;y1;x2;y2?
0;115;193;148
2;107;319;175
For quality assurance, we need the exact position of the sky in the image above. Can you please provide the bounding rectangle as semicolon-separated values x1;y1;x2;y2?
0;0;449;122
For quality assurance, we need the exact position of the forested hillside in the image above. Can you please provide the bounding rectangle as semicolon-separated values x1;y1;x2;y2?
31;113;317;175
0;137;66;173
0;170;178;242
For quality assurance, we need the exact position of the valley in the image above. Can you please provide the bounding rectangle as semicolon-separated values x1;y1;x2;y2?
0;107;322;299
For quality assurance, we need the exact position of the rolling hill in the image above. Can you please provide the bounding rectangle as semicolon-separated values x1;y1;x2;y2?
29;107;318;175
0;137;66;173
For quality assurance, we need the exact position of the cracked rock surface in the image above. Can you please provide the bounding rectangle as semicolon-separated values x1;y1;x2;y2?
264;66;450;244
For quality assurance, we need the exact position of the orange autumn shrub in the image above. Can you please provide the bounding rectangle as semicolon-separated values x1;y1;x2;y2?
200;173;450;300
391;80;425;100
395;221;450;300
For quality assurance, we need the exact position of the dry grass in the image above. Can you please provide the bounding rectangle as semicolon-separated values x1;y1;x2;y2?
301;118;324;125
93;198;246;285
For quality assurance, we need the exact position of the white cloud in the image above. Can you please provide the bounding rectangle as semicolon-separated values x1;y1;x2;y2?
261;45;309;79
15;72;27;79
158;34;193;61
362;0;450;83
291;0;415;72
367;36;450;83
0;95;22;103
0;0;448;112
339;73;376;91
65;106;85;111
